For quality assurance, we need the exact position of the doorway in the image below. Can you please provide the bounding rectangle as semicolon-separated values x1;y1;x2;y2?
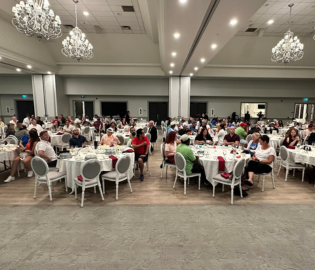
16;100;34;120
73;101;94;118
149;102;168;125
190;102;207;118
101;102;127;118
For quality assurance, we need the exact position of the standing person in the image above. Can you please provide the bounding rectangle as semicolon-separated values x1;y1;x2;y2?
126;111;131;125
148;121;157;150
37;131;58;167
245;111;250;122
132;128;150;181
23;114;31;127
257;111;263;119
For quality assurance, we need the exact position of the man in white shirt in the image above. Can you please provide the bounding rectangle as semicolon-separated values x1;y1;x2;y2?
257;118;265;126
27;119;43;133
74;116;81;124
38;131;58;167
63;120;74;134
23;115;31;127
10;116;18;131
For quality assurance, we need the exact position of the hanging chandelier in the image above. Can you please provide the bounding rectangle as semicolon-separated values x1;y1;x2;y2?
271;4;304;64
61;0;94;61
12;0;62;40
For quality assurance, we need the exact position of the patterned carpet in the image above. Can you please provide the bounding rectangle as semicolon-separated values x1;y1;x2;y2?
1;204;315;269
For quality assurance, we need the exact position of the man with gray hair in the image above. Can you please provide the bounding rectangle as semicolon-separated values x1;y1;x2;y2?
148;120;157;151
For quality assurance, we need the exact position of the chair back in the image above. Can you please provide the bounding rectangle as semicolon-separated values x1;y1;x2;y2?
62;133;72;144
116;135;125;145
31;156;49;177
81;159;101;181
280;146;289;162
143;126;148;133
83;126;89;134
145;133;151;142
174;152;186;176
233;158;245;182
304;136;309;145
227;127;230;134
127;139;132;147
116;155;130;175
4;136;19;145
154;122;157;127
161;143;165;160
246;134;252;143
279;137;285;147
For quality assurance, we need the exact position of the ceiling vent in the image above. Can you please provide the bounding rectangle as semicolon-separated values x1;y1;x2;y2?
121;26;131;30
122;6;135;12
245;27;258;32
63;24;74;29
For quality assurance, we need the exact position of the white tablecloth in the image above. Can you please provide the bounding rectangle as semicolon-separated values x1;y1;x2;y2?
50;134;63;147
278;128;289;136
0;149;16;161
267;135;282;149
57;152;135;190
288;148;315;166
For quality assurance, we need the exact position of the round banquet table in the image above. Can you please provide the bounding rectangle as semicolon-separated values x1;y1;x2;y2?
0;147;16;161
278;128;289;136
57;151;135;191
190;146;250;186
50;134;63;147
287;148;315;166
263;134;282;149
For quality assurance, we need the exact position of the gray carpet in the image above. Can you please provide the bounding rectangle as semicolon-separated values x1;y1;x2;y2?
0;204;315;270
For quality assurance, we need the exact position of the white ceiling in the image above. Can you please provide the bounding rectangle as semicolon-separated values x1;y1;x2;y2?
13;0;146;34
237;0;315;37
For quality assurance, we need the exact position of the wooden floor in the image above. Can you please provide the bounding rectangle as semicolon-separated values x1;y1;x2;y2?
0;139;315;206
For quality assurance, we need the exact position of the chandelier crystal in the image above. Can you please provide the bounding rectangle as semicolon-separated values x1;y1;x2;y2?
271;4;304;64
12;0;62;40
61;0;94;61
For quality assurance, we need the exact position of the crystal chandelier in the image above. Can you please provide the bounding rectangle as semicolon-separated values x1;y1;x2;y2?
271;4;304;64
61;0;94;61
12;0;62;40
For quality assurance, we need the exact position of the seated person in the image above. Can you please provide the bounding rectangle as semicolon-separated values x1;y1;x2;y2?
63;120;74;134
303;124;313;139
50;120;61;133
52;116;59;124
36;117;44;127
100;128;120;146
167;122;176;135
189;121;198;133
128;126;136;142
176;134;207;184
244;135;276;187
278;120;284;128
215;124;226;145
211;118;217;126
264;122;279;134
282;128;300;148
257;118;265;126
5;123;15;137
4;129;40;182
245;132;260;156
164;131;177;164
14;121;28;140
27;119;43;133
248;124;261;135
93;118;103;133
195;128;213;145
74;116;81;124
110;122;117;132
198;119;210;133
69;128;87;148
81;117;91;127
235;122;248;145
37;131;58;167
223;126;240;146
118;118;127;128
132;128;150;181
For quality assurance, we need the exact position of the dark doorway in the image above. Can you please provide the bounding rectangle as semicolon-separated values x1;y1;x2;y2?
149;102;168;125
16;100;34;120
85;101;94;119
73;101;94;118
190;102;207;118
74;101;83;117
101;102;127;117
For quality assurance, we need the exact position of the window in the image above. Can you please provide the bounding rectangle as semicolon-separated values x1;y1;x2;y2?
241;103;266;118
294;104;314;122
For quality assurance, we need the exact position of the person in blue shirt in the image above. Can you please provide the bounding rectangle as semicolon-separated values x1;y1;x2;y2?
189;121;198;133
69;128;87;148
167;122;176;135
211;118;217;126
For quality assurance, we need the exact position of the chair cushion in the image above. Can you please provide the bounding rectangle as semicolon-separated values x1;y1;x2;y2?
102;171;127;180
38;171;66;181
213;174;233;183
282;162;305;168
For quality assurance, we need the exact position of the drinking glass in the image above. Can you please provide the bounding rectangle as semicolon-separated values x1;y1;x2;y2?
312;142;315;149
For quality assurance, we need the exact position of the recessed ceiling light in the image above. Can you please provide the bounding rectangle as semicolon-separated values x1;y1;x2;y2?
47;71;52;74
171;52;177;57
16;68;21;72
179;0;187;3
170;63;175;67
83;11;89;16
174;32;180;39
211;44;217;49
230;19;237;26
194;67;198;71
267;19;274;25
27;65;32;69
0;56;2;60
200;58;205;63
190;73;193;76
169;71;173;74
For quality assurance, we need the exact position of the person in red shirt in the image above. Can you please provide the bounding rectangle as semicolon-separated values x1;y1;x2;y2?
132;128;150;181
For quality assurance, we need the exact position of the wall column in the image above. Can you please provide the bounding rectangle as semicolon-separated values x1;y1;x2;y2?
32;75;57;119
168;76;191;118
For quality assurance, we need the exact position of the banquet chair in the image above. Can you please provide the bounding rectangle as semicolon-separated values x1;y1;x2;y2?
303;136;309;145
246;134;252;144
226;127;230;134
145;133;151;142
56;133;72;152
173;152;201;195
101;155;132;200
73;159;103;207
212;158;245;204
3;136;19;145
160;143;176;178
31;156;67;201
134;143;151;176
277;146;305;182
143;126;148;133
116;134;125;145
82;126;90;140
126;139;132;147
255;163;275;192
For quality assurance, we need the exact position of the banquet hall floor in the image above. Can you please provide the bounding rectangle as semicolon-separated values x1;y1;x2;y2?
1;139;315;269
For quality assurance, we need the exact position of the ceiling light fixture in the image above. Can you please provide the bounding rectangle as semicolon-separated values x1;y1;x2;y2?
190;73;193;76
174;32;180;39
200;58;205;63
179;0;187;3
83;11;89;16
62;0;94;61
272;4;303;64
267;19;274;25
211;44;217;49
16;68;21;72
194;67;198;71
47;71;52;74
27;65;32;69
170;63;175;67
169;71;173;74
171;52;177;57
230;19;237;26
12;0;62;40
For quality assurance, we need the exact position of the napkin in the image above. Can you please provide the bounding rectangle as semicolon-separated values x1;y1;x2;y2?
217;156;225;171
77;175;83;181
125;134;130;137
123;148;134;153
56;132;64;135
288;146;295;149
221;173;230;179
109;155;118;168
236;155;241;158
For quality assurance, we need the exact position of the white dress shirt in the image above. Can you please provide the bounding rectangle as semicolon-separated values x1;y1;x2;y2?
23;117;30;127
37;140;57;161
28;124;43;133
74;118;81;124
63;125;74;133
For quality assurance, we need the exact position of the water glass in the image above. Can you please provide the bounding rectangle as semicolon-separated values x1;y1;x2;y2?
312;142;315;148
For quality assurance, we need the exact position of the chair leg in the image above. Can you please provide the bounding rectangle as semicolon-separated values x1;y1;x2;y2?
302;169;305;182
81;188;85;207
277;164;281;176
285;167;289;182
94;186;96;194
98;183;104;201
48;184;53;201
160;164;163;178
262;176;265;192
239;183;243;198
272;173;275;189
102;179;105;194
65;177;68;192
198;176;200;190
293;169;295;177
231;188;234;205
173;173;177;188
213;182;215;197
116;182;119;200
128;180;133;193
74;184;77;199
33;179;38;199
165;165;168;177
222;184;224;192
184;178;186;195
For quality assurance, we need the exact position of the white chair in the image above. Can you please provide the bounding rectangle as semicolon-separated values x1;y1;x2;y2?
212;158;245;204
56;133;72;152
73;159;104;207
277;146;305;182
82;126;90;140
143;126;148;133
134;143;151;176
145;133;151;142
126;139;132;147
116;134;125;145
4;135;19;145
173;152;201;195
255;163;275;192
160;143;176;178
31;156;67;201
102;155;132;200
245;134;252;144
